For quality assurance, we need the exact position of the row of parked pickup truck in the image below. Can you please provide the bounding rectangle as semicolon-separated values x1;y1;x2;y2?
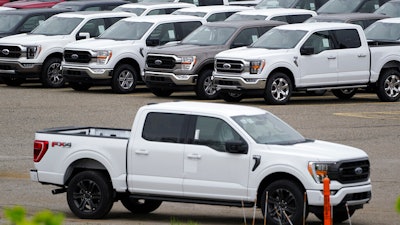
1;9;399;104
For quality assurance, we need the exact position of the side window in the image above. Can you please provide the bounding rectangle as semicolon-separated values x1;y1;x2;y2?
207;12;228;22
79;18;106;38
177;21;203;39
165;8;181;14
19;15;46;33
358;0;380;13
147;9;167;15
271;16;288;23
301;31;334;54
148;22;176;45
142;112;186;143
84;6;101;11
333;29;361;49
287;14;313;24
231;27;259;48
192;116;243;152
258;26;274;36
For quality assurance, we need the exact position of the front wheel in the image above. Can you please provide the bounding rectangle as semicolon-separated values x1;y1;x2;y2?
264;72;292;105
332;88;357;100
111;64;137;94
42;57;64;88
376;69;400;102
260;180;305;225
67;171;114;219
120;196;162;214
195;69;218;100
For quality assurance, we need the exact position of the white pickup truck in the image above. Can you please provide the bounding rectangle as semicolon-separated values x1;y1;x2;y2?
61;15;205;93
212;22;400;104
0;11;134;87
30;101;371;225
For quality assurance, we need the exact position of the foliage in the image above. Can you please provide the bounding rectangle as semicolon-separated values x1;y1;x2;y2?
4;206;64;225
396;196;400;214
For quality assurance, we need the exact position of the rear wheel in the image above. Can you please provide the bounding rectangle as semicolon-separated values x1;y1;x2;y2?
42;57;64;88
219;91;244;102
376;69;400;102
264;72;292;105
195;69;218;100
260;180;305;225
67;171;114;219
332;88;357;100
120;197;162;214
111;64;137;94
3;77;25;86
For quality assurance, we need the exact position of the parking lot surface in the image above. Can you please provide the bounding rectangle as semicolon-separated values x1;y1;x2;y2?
0;83;399;224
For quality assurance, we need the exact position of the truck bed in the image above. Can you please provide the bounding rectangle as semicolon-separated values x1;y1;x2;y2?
37;126;131;139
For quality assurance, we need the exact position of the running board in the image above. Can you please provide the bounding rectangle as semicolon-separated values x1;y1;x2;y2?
306;85;367;91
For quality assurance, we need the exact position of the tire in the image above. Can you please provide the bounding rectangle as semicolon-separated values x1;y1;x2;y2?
69;82;91;91
332;88;357;100
3;77;25;86
264;72;292;105
260;180;305;225
120;196;162;214
150;88;173;97
111;64;137;94
42;57;64;88
314;208;355;223
195;69;218;100
67;171;114;219
376;69;400;102
219;91;244;102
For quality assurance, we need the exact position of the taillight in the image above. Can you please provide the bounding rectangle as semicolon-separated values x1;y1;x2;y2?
33;140;49;163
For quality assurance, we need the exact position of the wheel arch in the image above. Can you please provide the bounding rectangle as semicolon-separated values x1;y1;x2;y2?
268;67;295;88
64;158;111;185
114;58;141;81
256;172;306;207
194;61;214;75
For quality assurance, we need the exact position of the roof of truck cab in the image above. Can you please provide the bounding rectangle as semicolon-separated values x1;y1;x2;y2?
373;17;400;23
204;19;286;28
53;10;135;18
232;8;317;16
275;22;362;31
122;14;205;23
115;2;196;9
142;101;267;117
308;13;389;22
173;5;250;13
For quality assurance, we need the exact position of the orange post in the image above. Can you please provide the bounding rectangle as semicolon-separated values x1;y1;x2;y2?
323;177;331;225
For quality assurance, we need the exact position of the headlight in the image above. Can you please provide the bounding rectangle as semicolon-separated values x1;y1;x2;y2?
95;50;112;64
249;60;265;74
26;46;41;59
308;162;334;183
180;56;196;70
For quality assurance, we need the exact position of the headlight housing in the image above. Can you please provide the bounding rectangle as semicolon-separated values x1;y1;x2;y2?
179;56;196;70
308;162;334;183
95;50;112;64
249;60;265;74
26;46;41;59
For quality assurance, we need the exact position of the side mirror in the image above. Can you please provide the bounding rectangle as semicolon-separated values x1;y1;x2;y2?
300;46;314;55
77;32;90;40
226;141;248;154
146;39;160;47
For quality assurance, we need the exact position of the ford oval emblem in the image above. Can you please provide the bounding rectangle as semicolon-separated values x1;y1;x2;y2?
2;49;10;55
223;63;231;69
71;54;79;60
154;59;162;65
354;167;363;175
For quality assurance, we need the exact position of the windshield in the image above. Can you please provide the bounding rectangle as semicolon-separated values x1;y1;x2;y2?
113;6;146;16
226;14;267;21
232;113;306;145
251;28;307;49
181;25;236;45
98;21;152;40
172;11;207;18
255;0;296;9
374;2;400;17
364;21;400;41
32;17;83;35
305;17;343;23
0;14;23;32
317;0;363;14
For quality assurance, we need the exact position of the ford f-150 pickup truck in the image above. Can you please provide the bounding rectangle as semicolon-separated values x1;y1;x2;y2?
0;11;134;87
212;22;400;104
144;20;285;99
30;101;371;225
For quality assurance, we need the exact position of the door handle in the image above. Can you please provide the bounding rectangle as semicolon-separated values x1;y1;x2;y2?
187;154;202;159
135;149;149;155
327;56;336;60
358;54;367;58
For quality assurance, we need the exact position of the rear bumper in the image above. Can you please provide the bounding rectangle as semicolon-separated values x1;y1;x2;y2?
30;169;39;182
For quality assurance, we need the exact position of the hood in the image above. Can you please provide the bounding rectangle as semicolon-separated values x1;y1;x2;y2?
150;43;226;56
216;46;292;60
0;33;70;45
65;38;137;51
269;140;368;162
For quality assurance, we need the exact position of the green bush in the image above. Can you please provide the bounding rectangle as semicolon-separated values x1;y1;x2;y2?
4;206;64;225
396;196;400;214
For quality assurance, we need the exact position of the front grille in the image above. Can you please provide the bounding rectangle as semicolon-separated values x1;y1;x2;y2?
215;59;244;73
64;50;92;63
329;159;370;184
146;55;175;69
0;45;21;58
216;80;240;86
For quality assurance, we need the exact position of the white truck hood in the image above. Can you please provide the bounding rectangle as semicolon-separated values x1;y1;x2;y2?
65;38;138;51
0;33;71;45
216;47;292;60
270;139;368;162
